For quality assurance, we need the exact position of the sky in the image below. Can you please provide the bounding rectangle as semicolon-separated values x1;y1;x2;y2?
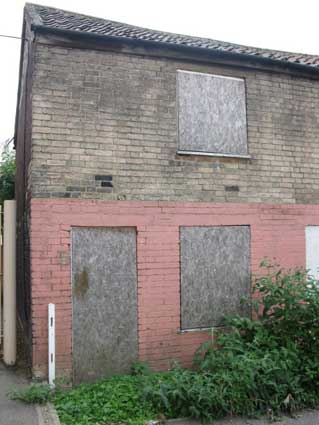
1;0;319;146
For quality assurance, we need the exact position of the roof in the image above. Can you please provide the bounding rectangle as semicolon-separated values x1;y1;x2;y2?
25;3;319;72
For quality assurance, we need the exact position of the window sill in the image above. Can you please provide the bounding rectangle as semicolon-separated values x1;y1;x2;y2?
177;326;225;334
177;150;251;159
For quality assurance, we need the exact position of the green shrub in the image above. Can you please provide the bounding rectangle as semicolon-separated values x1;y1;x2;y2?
144;262;319;420
254;260;319;352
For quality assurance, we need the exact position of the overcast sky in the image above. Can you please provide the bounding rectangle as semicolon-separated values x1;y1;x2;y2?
1;0;319;146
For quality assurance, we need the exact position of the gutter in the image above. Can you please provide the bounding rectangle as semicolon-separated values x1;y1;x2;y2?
31;23;319;78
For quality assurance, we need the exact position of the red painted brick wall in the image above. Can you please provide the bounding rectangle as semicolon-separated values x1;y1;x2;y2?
30;199;319;378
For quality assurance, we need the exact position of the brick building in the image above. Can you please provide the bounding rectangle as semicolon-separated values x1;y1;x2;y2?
15;3;319;383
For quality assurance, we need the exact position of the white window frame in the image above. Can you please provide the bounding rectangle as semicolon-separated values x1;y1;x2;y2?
305;226;319;281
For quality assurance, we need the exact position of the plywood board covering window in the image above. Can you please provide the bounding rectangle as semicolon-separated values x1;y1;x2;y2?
180;226;251;329
177;70;248;156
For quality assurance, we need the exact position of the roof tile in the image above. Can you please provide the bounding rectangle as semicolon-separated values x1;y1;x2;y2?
26;3;319;71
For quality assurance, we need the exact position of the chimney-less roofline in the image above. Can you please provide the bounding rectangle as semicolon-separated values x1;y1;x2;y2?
31;23;319;79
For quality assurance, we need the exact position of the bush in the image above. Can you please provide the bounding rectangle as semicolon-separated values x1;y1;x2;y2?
144;262;319;420
253;260;319;353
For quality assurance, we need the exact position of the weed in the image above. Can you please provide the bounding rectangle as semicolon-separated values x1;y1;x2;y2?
54;374;158;425
131;361;151;376
9;383;53;404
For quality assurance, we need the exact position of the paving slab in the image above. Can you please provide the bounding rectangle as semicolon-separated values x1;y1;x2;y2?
0;362;60;425
37;402;61;425
0;362;38;425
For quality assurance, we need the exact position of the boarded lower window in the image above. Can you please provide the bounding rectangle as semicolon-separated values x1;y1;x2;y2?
177;70;248;156
180;226;250;329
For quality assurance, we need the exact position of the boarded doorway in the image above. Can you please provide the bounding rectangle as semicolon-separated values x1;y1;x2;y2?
71;227;138;384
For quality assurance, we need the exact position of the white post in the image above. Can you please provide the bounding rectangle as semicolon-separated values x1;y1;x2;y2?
48;303;55;387
3;200;16;366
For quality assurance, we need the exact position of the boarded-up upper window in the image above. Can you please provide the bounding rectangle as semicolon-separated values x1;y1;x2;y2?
177;70;248;156
180;226;250;329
